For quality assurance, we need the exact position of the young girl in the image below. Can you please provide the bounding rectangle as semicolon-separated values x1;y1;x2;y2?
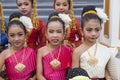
37;16;72;80
52;0;82;48
16;0;46;50
0;2;8;79
72;6;112;80
0;12;36;80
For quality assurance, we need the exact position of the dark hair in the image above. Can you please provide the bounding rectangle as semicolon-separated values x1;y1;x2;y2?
66;68;90;80
47;12;65;33
48;12;59;20
30;0;33;4
81;5;102;29
53;0;70;9
7;12;27;34
9;12;23;21
16;0;33;6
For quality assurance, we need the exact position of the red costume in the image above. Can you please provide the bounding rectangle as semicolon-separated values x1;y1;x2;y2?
66;18;82;48
27;19;46;50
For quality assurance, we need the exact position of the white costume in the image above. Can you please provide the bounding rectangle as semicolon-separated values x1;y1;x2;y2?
80;43;111;78
107;48;120;80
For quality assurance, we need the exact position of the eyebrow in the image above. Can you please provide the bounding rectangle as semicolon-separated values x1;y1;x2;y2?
9;32;24;34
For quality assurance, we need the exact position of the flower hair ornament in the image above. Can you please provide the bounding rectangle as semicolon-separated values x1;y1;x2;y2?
69;75;91;80
58;13;72;29
20;16;33;32
95;8;108;23
11;16;33;32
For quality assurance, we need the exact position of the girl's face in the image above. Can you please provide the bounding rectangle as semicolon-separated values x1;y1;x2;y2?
16;0;32;17
46;21;65;47
54;0;69;14
82;19;101;43
7;24;26;49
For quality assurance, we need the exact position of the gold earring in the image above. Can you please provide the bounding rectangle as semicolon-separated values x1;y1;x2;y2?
8;43;11;49
46;40;48;45
24;39;27;47
82;36;84;42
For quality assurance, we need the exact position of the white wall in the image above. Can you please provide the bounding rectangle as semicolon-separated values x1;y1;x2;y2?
100;0;120;47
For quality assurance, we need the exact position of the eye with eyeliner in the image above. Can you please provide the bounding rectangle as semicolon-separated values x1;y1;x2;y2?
95;28;100;32
57;30;62;33
56;3;60;6
17;3;22;6
9;34;15;37
24;2;29;6
86;28;92;32
18;33;23;37
63;3;68;6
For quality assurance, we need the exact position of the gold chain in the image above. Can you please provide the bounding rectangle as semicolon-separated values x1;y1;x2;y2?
31;0;39;29
69;0;76;30
48;45;61;60
11;47;25;64
87;43;97;57
0;3;5;33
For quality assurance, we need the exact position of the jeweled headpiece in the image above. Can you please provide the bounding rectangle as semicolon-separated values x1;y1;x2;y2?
69;0;76;30
31;0;39;29
0;2;5;33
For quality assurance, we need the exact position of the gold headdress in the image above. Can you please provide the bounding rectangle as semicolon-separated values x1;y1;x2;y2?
10;18;19;21
0;2;5;33
51;16;59;19
82;10;97;16
31;0;39;29
69;0;76;30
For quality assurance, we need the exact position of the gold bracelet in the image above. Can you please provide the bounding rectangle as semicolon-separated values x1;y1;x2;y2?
106;79;112;80
106;76;112;80
28;78;33;80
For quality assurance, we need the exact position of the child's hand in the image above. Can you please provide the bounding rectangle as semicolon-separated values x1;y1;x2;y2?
0;77;5;80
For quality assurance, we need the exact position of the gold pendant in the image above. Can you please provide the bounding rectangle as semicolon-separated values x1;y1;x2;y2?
87;56;98;66
15;63;26;72
50;59;61;69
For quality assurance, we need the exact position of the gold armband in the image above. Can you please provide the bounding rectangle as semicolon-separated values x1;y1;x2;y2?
106;76;112;80
28;78;33;80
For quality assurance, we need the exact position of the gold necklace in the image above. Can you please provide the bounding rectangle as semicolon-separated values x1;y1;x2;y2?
49;45;61;69
11;47;26;72
87;43;98;66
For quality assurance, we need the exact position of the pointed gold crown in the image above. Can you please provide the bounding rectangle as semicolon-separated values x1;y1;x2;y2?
31;0;39;29
0;2;5;33
69;0;76;30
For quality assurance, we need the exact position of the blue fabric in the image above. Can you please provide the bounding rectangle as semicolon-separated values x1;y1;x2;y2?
0;33;8;46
